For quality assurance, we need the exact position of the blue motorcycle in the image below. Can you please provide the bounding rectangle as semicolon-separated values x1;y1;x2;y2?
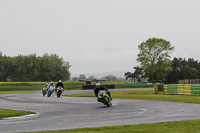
47;86;54;97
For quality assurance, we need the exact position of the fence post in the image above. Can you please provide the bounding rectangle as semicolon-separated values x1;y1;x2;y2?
154;85;158;94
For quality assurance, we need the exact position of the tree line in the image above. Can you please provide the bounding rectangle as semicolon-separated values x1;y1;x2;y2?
166;57;200;83
72;74;123;82
125;57;200;83
125;38;200;83
0;52;71;81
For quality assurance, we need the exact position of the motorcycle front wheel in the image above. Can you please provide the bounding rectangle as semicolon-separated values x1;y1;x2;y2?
57;93;61;98
103;97;111;107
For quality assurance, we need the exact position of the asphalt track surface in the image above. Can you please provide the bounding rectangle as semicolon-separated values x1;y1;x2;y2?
1;88;200;133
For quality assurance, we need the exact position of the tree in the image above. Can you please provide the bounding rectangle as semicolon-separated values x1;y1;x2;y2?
166;57;182;83
104;74;117;81
133;66;144;82
60;61;71;81
181;65;199;79
154;56;173;81
0;53;71;81
23;53;39;81
2;56;13;81
124;66;144;82
12;55;26;81
37;53;71;81
88;75;95;80
79;74;87;80
137;38;175;82
187;58;200;77
166;57;200;83
124;72;137;82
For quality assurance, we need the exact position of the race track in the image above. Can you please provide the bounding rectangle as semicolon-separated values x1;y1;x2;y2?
1;88;200;133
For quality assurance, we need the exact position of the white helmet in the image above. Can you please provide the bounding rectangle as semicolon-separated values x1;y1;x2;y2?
96;83;101;87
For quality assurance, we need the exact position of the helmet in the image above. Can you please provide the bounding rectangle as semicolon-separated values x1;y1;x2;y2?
96;83;101;87
59;80;62;83
51;81;53;84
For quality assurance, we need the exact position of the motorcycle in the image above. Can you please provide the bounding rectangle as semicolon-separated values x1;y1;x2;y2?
42;87;47;96
47;86;54;97
98;90;112;107
56;86;63;98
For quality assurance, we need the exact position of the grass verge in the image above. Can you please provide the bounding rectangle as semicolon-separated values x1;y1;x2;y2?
0;85;82;94
64;90;200;104
0;90;40;94
21;120;200;133
115;84;154;88
0;108;35;119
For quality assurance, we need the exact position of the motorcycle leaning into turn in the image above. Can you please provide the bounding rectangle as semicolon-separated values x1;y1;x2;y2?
47;86;54;97
97;90;112;107
42;86;48;96
56;86;64;98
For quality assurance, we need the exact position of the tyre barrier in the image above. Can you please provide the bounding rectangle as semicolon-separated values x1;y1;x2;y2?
82;85;115;90
122;82;164;85
160;84;200;95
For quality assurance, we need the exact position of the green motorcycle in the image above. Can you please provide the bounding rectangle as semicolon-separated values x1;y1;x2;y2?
42;87;47;96
98;90;112;107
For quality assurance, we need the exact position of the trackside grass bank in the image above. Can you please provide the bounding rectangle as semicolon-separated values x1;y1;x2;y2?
0;82;84;93
0;82;153;94
64;90;200;104
0;108;35;119
115;84;154;89
21;120;200;133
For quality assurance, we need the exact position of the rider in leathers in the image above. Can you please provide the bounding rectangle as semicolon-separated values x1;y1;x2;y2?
48;81;55;89
94;83;112;102
55;80;64;92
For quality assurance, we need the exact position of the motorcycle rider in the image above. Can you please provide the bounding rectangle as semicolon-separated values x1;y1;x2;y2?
43;83;48;90
94;83;112;102
56;80;64;92
48;81;55;89
42;83;48;96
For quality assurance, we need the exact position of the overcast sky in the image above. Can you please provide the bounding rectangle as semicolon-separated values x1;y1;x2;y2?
0;0;200;75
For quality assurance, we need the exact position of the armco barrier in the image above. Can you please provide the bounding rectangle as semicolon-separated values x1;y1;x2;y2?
162;84;200;95
82;85;115;90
